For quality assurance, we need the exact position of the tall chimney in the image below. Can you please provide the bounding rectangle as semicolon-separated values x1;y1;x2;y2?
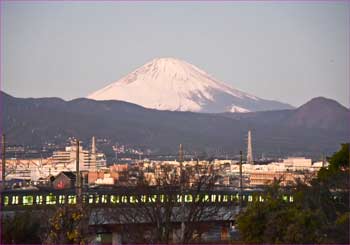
247;130;254;164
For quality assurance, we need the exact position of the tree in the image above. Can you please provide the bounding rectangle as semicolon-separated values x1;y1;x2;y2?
318;143;349;189
102;161;225;243
236;144;350;244
43;204;93;244
2;211;42;244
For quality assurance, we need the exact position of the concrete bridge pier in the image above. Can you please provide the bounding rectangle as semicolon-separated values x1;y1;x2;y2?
221;225;229;241
112;232;122;245
172;228;181;243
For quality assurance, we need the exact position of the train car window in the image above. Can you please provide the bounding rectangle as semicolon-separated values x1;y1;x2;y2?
23;196;34;206
68;195;76;204
36;195;43;205
46;194;56;205
4;196;9;206
59;195;65;204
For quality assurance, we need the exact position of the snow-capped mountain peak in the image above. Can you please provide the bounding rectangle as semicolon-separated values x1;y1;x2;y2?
87;57;293;113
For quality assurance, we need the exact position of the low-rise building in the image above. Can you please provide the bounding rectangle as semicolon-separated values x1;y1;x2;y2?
52;171;77;189
249;171;305;186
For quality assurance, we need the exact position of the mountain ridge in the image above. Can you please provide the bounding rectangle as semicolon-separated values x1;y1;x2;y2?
2;91;348;158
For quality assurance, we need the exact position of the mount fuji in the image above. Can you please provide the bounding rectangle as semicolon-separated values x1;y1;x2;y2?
87;57;293;113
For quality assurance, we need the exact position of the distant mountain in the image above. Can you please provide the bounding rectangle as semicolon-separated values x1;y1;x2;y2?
2;91;348;158
288;97;349;129
87;57;293;113
222;97;349;130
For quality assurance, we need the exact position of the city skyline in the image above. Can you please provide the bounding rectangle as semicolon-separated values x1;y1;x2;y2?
1;2;349;244
2;1;349;107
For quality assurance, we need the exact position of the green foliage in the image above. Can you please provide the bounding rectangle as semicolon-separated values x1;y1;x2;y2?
236;193;326;243
237;143;350;244
329;143;349;170
2;211;42;244
318;143;349;183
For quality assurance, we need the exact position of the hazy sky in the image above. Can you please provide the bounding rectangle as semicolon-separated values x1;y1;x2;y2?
1;1;349;107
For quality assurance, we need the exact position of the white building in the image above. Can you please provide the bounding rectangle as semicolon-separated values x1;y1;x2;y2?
51;137;106;171
282;157;312;170
3;138;106;181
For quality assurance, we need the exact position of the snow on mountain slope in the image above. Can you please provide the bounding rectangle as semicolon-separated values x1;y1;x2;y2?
87;57;293;113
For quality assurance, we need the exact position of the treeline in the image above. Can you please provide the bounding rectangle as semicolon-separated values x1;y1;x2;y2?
236;143;349;244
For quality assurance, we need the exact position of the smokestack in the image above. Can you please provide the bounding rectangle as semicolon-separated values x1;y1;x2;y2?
247;130;254;164
92;136;96;154
2;134;6;190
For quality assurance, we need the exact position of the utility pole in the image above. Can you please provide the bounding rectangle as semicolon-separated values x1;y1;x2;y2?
2;134;6;191
76;140;82;204
1;134;5;245
179;144;185;243
91;136;96;171
322;153;326;168
239;150;243;209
